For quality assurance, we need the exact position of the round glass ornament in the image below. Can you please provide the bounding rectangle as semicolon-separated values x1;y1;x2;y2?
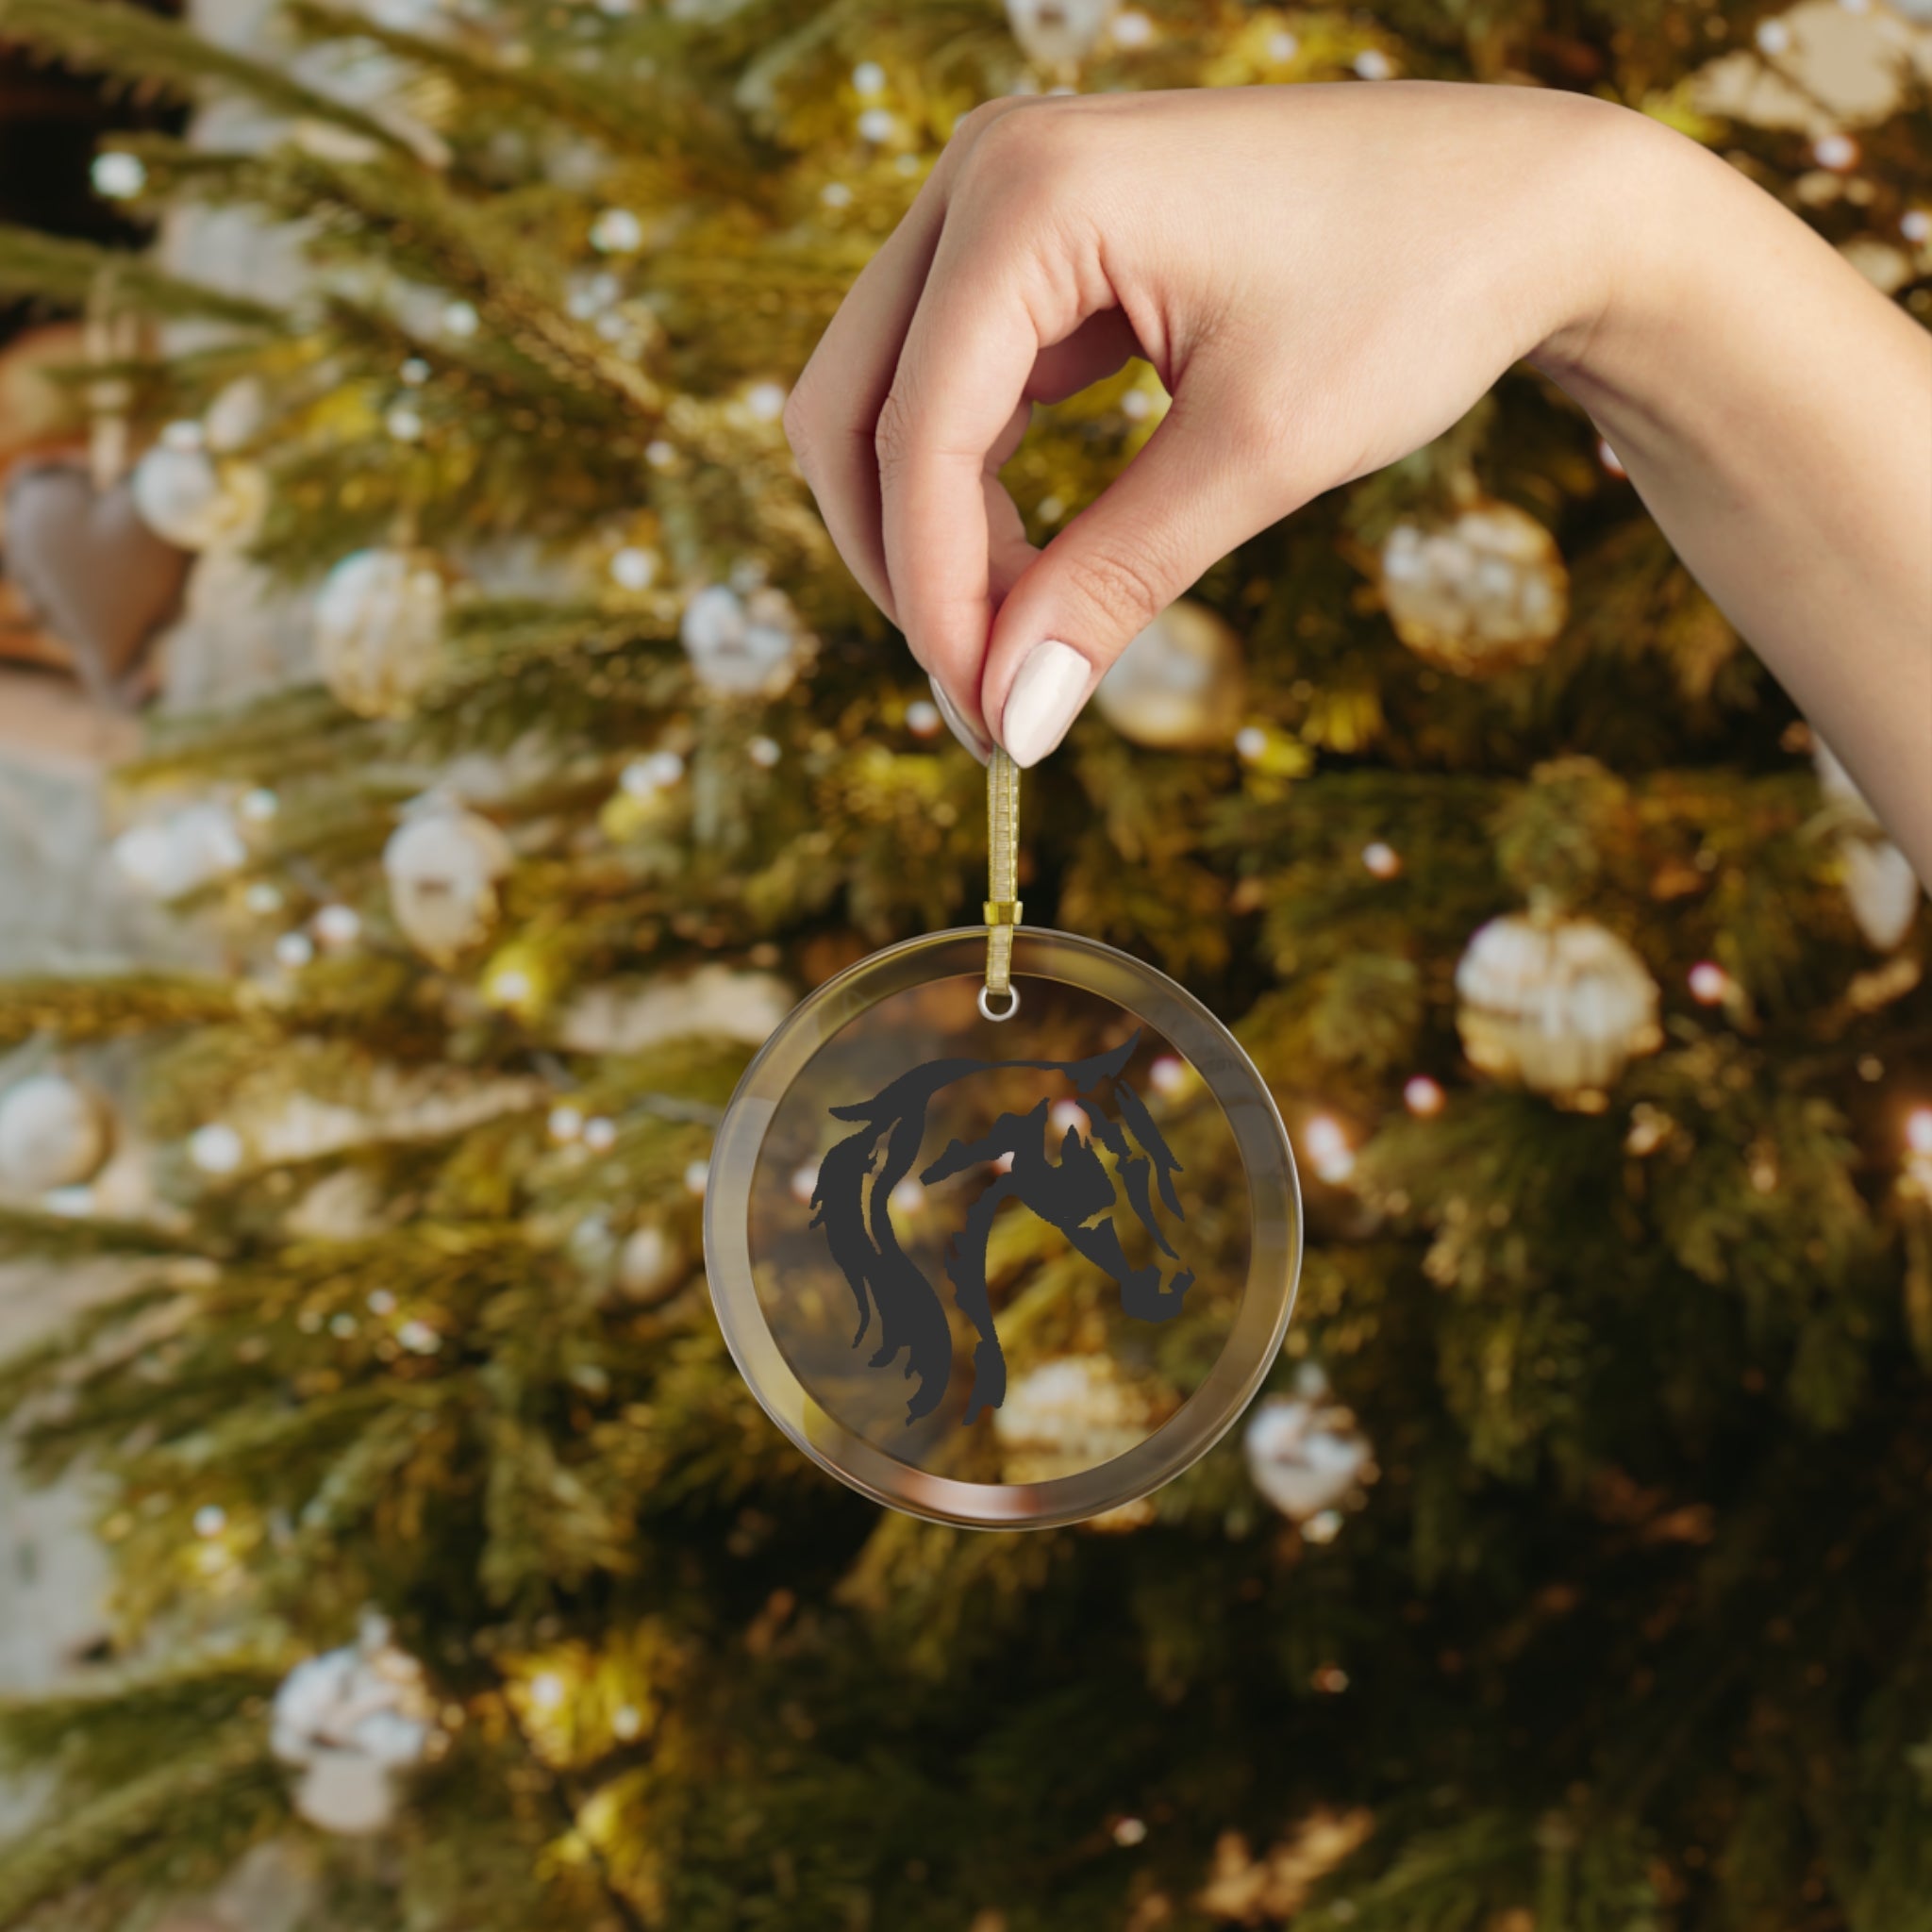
706;925;1300;1528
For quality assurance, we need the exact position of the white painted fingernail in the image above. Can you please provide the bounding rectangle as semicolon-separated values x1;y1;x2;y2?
999;640;1091;769
928;675;991;763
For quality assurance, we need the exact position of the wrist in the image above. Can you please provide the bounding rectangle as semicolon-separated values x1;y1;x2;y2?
1526;101;1706;391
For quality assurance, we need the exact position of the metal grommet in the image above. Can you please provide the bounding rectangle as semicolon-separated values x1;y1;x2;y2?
977;983;1020;1023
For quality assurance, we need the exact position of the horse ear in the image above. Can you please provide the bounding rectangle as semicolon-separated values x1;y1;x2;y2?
1069;1030;1141;1091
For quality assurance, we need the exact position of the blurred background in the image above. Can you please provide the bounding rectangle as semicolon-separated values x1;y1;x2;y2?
0;2;1927;1928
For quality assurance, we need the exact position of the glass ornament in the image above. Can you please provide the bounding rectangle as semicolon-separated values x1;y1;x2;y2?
707;756;1300;1528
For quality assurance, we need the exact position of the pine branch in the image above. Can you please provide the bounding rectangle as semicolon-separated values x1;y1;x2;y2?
0;974;239;1050
0;1707;279;1924
0;225;283;330
285;0;759;192
0;0;414;156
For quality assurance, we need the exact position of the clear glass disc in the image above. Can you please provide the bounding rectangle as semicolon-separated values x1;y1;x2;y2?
705;928;1301;1528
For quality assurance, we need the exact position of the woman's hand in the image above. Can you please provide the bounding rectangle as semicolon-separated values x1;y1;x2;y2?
783;83;1932;876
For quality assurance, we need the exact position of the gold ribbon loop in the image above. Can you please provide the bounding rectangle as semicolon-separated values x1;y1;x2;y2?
982;748;1022;1020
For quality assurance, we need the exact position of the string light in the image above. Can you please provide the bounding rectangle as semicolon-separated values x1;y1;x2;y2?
1907;1108;1932;1157
398;1320;441;1356
548;1106;585;1144
1235;725;1269;761
749;737;781;769
583;1117;618;1153
1688;961;1729;1005
907;700;941;739
1403;1075;1444;1118
92;152;147;200
610;545;658;591
1812;132;1858;172
622;751;685;795
1304;1115;1355;1185
591;208;644;253
851;60;886;94
275;932;316;969
314;904;361;949
790;1161;820;1206
1361;841;1402;879
189;1124;245;1175
1149;1055;1188;1098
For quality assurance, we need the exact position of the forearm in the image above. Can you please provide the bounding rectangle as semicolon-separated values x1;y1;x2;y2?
1535;114;1932;880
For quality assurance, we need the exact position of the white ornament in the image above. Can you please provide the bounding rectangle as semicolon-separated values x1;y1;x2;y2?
112;802;246;901
616;1223;685;1304
1456;912;1662;1099
272;1615;437;1837
1379;501;1568;675
992;1357;1158;1484
678;583;806;696
382;797;513;965
1094;598;1246;751
313;549;450;719
1814;738;1924;950
1005;0;1117;69
1244;1376;1374;1524
0;1074;113;1194
557;964;793;1055
131;441;266;551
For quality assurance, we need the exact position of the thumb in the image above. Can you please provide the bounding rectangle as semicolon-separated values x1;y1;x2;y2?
981;381;1286;768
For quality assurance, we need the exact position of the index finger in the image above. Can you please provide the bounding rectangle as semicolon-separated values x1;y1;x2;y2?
875;183;1091;723
783;102;1030;629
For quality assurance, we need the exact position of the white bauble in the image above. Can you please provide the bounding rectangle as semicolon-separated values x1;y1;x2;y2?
1814;738;1924;950
1455;913;1662;1100
131;444;266;551
112;802;246;901
291;1749;400;1836
1006;0;1118;68
679;583;804;696
1380;501;1568;676
382;798;513;965
0;1074;113;1193
314;549;450;719
1094;598;1246;751
617;1223;686;1304
992;1357;1158;1483
1243;1383;1374;1524
273;1616;435;1837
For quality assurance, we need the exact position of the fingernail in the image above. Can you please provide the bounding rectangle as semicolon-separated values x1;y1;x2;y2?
928;675;991;764
999;639;1091;769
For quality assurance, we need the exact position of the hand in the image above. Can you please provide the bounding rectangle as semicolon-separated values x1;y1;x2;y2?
784;83;1932;879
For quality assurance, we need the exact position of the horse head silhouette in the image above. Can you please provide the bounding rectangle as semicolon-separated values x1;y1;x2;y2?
808;1030;1193;1426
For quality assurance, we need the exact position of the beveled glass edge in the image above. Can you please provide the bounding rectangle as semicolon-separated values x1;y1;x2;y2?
704;927;1303;1529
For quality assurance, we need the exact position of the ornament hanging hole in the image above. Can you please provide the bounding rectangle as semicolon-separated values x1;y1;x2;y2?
978;983;1021;1023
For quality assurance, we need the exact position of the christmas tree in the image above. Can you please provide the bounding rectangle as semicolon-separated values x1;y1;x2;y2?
1;1;1929;1927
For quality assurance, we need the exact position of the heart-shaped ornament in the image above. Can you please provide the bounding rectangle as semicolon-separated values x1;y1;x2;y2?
3;458;192;706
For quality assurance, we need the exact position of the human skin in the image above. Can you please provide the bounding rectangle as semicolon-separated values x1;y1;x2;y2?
781;83;1932;882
